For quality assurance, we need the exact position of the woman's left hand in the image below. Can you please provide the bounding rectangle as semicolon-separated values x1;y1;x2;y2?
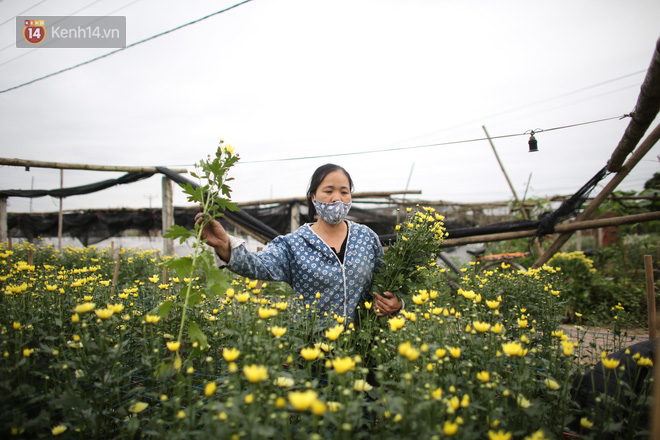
372;291;402;317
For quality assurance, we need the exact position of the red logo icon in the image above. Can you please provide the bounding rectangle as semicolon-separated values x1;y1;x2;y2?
24;20;46;44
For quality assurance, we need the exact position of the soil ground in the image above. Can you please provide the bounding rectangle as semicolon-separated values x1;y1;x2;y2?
560;324;651;365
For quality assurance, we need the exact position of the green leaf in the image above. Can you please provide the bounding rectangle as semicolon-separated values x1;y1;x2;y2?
152;301;173;318
188;321;208;350
187;292;203;305
163;225;193;244
165;256;194;276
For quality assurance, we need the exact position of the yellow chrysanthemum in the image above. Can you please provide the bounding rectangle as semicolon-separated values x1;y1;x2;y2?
51;425;67;436
145;314;160;324
166;341;180;352
331;356;356;374
288;389;318;411
602;357;620;370
544;378;561;390
486;299;500;309
325;325;344;341
473;321;491;333
561;340;575;356
300;347;322;361
129;401;149;413
443;420;459;436
94;308;114;320
353;379;373;392
502;341;527;357
275;376;295;387
388;316;406;331
580;417;593;428
204;382;217;397
74;302;95;313
637;356;653;367
271;326;287;338
243;364;269;383
488;430;512;440
223;347;240;362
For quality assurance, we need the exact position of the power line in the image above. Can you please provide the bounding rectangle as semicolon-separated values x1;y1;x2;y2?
159;114;629;168
0;0;48;27
389;71;646;147
0;0;256;94
0;0;107;55
171;114;625;166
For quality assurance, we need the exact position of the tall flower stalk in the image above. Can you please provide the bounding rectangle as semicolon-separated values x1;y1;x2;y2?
160;141;239;363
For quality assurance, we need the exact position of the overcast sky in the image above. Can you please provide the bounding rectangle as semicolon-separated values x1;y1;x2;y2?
1;0;659;214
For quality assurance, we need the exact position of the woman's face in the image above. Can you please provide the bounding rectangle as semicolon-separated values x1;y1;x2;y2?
314;170;352;204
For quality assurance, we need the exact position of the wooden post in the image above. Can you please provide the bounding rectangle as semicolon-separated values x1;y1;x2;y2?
482;125;529;221
0;197;7;243
576;230;582;252
652;337;660;440
532;122;660;268
290;202;300;233
110;255;121;297
27;248;33;266
162;177;174;256
645;255;657;340
57;169;63;251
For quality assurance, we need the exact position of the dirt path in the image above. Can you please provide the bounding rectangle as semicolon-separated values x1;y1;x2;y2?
559;324;651;365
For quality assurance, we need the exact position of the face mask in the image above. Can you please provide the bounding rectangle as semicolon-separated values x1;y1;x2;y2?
313;199;352;225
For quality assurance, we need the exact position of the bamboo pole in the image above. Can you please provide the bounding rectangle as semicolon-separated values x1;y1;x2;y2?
236;190;422;206
482;125;529;221
652;337;660;440
0;197;7;243
440;211;660;248
290;202;300;233
645;255;657;340
0;157;188;173
532;122;660;268
162;177;174;256
57;170;63;251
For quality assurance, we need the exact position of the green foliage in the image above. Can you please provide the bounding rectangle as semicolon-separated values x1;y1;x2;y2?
0;240;654;439
373;207;447;301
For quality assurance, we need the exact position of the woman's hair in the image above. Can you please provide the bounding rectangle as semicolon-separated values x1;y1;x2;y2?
306;164;354;222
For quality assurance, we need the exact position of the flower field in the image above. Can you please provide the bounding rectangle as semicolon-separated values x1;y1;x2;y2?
0;240;654;439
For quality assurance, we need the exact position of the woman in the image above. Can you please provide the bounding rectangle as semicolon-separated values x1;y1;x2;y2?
195;164;402;323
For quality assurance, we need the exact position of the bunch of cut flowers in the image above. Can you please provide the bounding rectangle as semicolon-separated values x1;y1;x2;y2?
372;206;447;303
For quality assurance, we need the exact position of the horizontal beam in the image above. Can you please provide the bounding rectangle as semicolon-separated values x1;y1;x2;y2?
236;190;422;206
440;211;660;248
0;157;188;174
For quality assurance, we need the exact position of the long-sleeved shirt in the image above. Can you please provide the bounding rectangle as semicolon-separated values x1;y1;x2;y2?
223;221;383;323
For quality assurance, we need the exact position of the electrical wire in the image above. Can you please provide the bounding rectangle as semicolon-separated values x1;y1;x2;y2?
0;0;107;55
0;0;256;94
0;0;48;27
238;114;630;164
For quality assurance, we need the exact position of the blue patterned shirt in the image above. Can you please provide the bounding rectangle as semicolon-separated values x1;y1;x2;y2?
225;221;383;323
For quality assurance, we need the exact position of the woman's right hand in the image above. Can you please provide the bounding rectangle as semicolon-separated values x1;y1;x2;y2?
194;212;232;262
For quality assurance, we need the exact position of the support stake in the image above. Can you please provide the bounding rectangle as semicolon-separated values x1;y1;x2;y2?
645;255;657;340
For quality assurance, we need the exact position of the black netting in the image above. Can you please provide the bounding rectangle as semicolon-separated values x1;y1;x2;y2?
3;166;614;247
536;166;610;238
